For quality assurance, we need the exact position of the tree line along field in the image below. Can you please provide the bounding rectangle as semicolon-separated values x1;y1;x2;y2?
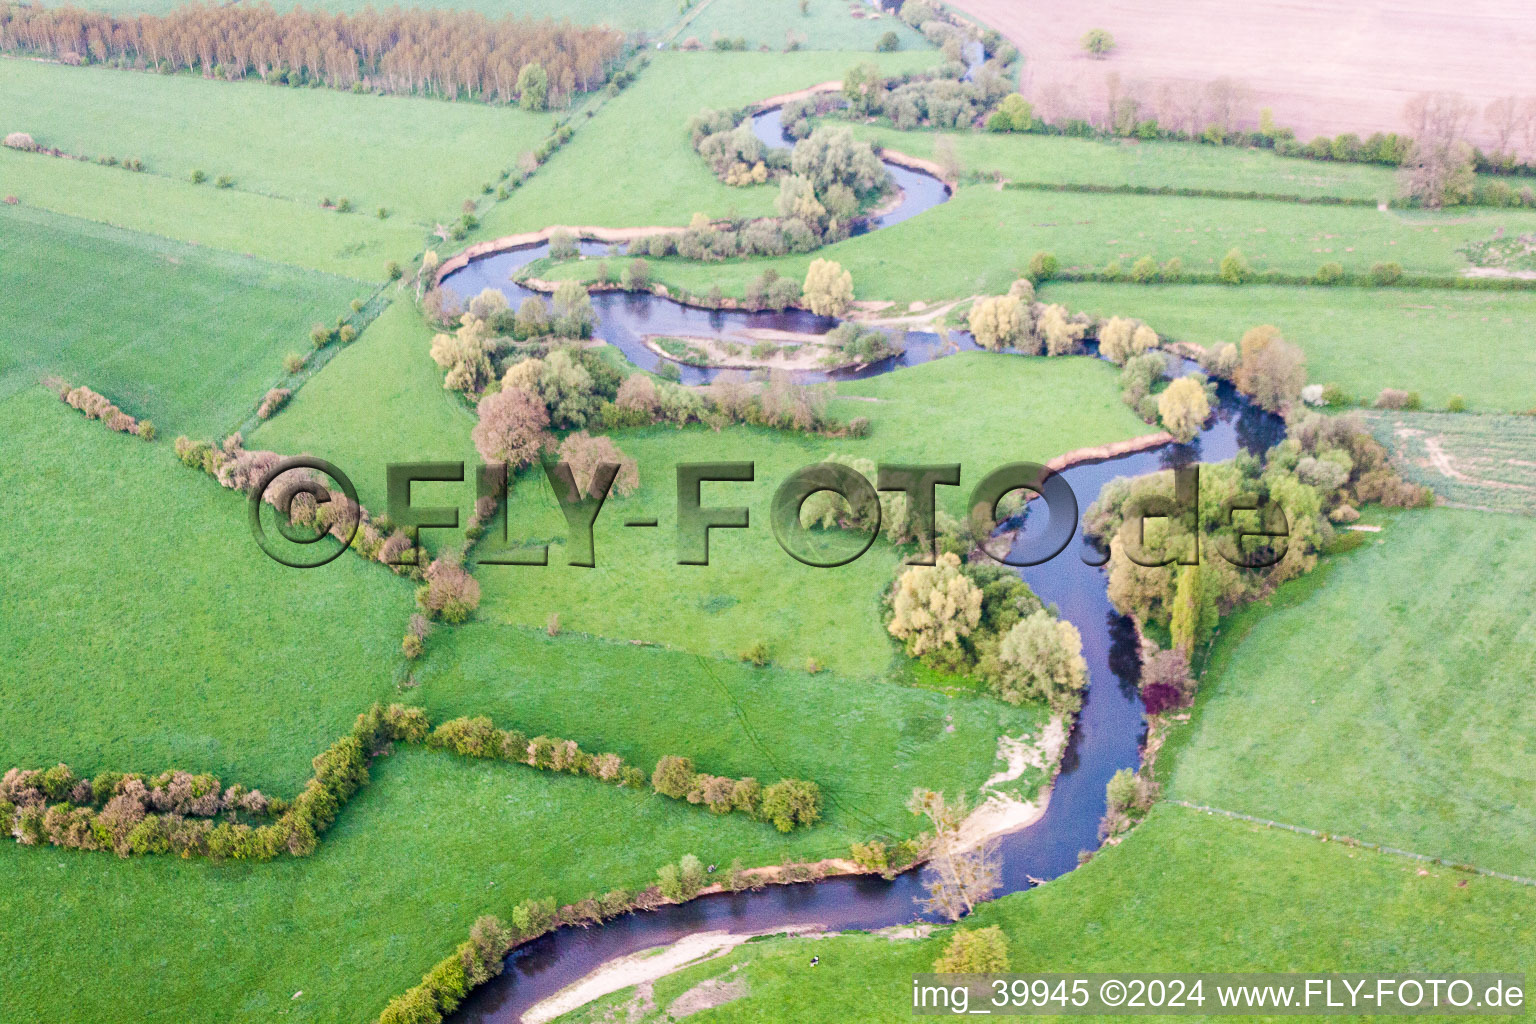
684;0;932;52
0;382;1052;1022
552;803;1536;1024
0;204;367;438
0;59;554;229
1162;507;1536;878
4;0;679;32
859;121;1534;203
1042;282;1536;412
848;122;1409;200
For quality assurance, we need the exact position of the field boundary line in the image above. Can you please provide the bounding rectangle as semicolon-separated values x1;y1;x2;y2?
1168;800;1536;886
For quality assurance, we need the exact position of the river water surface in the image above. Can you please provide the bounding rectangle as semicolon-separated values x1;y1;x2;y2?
442;111;1285;1024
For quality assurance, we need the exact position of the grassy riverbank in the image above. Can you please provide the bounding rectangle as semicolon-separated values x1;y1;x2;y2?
552;803;1536;1023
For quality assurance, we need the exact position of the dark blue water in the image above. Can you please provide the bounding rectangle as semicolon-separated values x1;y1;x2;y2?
445;102;1285;1024
443;343;1283;1023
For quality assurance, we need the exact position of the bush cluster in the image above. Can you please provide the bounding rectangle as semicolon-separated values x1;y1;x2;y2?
600;368;845;436
427;714;647;789
47;379;151;439
375;914;518;1024
650;756;821;832
256;387;291;420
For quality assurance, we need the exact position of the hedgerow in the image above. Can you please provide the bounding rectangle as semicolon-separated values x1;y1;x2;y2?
2;705;825;862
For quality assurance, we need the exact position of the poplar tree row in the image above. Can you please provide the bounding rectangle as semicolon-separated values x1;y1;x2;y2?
0;3;624;105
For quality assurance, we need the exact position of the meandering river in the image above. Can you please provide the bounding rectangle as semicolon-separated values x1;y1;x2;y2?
440;108;1285;1024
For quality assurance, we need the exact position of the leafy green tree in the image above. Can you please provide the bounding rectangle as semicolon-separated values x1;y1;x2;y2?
843;61;885;116
992;610;1089;712
517;62;548;111
1027;250;1058;281
887;552;983;658
967;294;1026;350
761;779;823;831
1080;28;1115;57
803;258;854;316
1218;247;1252;285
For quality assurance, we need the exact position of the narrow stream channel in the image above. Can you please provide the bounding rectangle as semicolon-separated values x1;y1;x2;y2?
442;111;1287;1023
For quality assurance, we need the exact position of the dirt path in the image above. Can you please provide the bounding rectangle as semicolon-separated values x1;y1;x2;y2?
946;0;1536;156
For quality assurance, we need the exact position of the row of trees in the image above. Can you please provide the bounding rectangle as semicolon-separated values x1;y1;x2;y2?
0;3;621;104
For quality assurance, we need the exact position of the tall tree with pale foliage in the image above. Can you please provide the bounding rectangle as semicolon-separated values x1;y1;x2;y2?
1157;375;1210;442
1234;324;1306;412
908;789;1000;920
967;294;1026;350
803;258;854;316
1400;92;1476;208
887;552;983;658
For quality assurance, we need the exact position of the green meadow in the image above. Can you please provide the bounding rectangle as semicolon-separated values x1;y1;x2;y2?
467;352;1146;677
479;49;939;236
0;59;551;227
0;148;418;279
555;803;1536;1023
686;0;930;51
1163;508;1536;877
855;123;1406;199
251;298;484;522
0;387;409;793
1043;281;1536;411
0;204;366;438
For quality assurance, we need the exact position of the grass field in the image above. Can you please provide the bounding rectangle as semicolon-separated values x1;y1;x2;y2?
417;621;1052;836
540;183;1533;314
0;360;1056;1024
1041;282;1536;412
0;148;419;279
478;49;938;236
1161;508;1536;877
860;124;1405;200
0;387;410;794
555;803;1536;1023
852;123;1536;203
685;0;930;51
1365;411;1536;515
468;352;1147;677
0;59;551;228
250;299;483;523
0;204;366;438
